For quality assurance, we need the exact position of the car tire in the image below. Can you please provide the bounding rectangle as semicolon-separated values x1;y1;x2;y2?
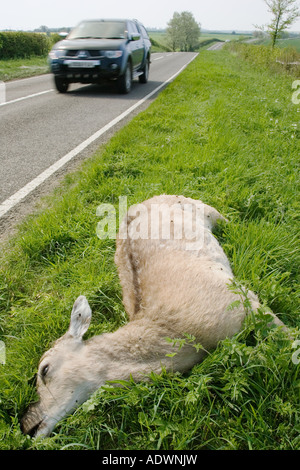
139;58;150;84
54;76;69;93
117;61;132;94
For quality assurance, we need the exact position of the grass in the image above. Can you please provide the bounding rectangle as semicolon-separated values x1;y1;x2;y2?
149;31;252;52
200;32;251;41
226;42;300;77
149;35;171;53
259;37;300;53
0;49;299;450
0;56;49;81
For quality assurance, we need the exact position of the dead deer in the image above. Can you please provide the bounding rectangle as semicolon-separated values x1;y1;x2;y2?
21;195;284;437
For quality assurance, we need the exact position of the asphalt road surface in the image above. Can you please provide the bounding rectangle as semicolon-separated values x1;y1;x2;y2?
0;52;198;228
207;42;225;51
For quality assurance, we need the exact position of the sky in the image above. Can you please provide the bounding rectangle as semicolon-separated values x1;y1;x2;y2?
1;0;300;32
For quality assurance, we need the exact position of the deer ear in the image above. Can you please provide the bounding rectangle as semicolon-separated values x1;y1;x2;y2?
68;296;92;340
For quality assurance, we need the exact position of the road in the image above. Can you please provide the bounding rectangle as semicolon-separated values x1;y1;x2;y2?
0;52;198;228
207;42;225;51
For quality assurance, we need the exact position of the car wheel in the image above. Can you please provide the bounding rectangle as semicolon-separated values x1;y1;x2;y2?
118;62;132;94
54;76;69;93
139;58;150;84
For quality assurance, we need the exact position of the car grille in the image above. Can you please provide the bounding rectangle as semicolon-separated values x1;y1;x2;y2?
65;50;102;58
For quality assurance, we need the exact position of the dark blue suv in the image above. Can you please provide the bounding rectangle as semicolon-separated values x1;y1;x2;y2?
48;19;151;94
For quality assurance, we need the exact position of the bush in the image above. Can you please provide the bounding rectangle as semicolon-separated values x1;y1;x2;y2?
0;32;52;59
225;42;300;75
50;33;62;48
150;37;171;52
199;38;223;48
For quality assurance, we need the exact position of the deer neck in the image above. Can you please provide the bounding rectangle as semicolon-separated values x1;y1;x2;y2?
81;318;202;388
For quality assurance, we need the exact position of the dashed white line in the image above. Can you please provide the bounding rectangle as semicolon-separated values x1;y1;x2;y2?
0;53;198;218
0;89;54;107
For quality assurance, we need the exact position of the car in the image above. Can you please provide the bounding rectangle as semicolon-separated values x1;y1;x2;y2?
48;19;151;94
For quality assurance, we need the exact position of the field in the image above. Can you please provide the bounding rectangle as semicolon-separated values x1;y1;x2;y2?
200;31;251;41
259;37;300;52
0;49;299;450
149;30;251;51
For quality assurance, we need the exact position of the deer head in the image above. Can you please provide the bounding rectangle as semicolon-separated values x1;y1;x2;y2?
21;296;95;438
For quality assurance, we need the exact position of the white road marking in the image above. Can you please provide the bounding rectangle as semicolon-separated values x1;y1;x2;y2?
0;54;198;218
0;81;5;105
0;89;54;107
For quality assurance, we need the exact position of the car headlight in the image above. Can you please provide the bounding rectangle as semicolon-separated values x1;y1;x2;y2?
105;50;123;59
48;49;65;60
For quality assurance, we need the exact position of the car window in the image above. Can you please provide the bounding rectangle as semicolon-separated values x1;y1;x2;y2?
68;21;126;39
128;21;139;35
139;25;149;39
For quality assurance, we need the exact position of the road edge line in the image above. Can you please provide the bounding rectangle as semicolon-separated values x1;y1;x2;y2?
0;53;198;219
0;89;54;107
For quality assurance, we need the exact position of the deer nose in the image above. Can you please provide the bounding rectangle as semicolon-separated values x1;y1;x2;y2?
20;403;43;436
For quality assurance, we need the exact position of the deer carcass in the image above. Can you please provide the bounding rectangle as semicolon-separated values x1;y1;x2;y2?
21;195;284;437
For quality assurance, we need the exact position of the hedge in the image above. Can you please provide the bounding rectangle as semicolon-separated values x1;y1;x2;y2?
0;32;56;59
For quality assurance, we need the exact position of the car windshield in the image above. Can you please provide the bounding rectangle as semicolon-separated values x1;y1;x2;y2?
68;21;127;40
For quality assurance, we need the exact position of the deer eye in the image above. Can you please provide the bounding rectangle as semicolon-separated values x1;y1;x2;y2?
40;365;49;381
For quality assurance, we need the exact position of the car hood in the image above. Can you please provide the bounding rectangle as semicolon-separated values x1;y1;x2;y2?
54;38;126;51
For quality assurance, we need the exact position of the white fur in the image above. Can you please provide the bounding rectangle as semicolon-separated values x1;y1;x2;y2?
21;195;284;437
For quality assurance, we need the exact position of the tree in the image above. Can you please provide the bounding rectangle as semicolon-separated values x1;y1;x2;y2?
167;11;201;52
34;25;51;36
259;0;300;48
253;30;267;38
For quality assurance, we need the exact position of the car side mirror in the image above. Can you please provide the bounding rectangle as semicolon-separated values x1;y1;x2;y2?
130;33;141;41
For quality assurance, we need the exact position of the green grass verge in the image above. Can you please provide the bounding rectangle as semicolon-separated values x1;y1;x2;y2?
259;37;300;52
200;32;251;42
0;50;299;450
0;56;49;81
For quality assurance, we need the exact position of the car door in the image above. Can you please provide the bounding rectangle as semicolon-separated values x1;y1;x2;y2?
127;21;144;69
